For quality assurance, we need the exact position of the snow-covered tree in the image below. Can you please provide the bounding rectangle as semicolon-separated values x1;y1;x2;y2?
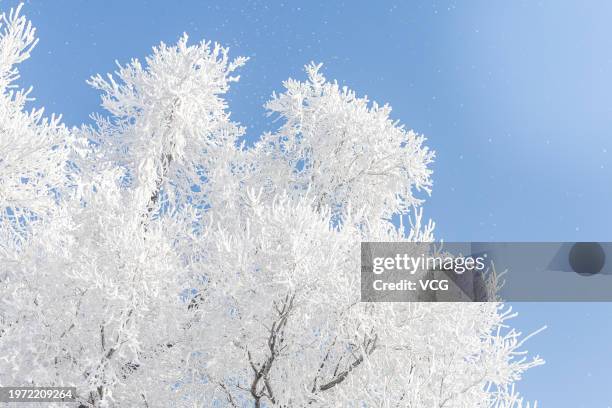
0;5;543;407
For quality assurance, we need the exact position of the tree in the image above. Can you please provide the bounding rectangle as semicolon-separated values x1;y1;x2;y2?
0;5;543;407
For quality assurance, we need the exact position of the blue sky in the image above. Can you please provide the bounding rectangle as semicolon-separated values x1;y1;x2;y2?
5;0;612;406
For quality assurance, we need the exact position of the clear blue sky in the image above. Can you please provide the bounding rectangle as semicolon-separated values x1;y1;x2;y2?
5;1;612;406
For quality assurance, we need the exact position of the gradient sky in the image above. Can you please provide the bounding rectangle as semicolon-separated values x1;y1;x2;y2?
4;1;612;406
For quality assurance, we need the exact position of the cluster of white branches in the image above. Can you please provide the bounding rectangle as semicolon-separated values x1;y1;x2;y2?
0;5;543;407
0;4;70;251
